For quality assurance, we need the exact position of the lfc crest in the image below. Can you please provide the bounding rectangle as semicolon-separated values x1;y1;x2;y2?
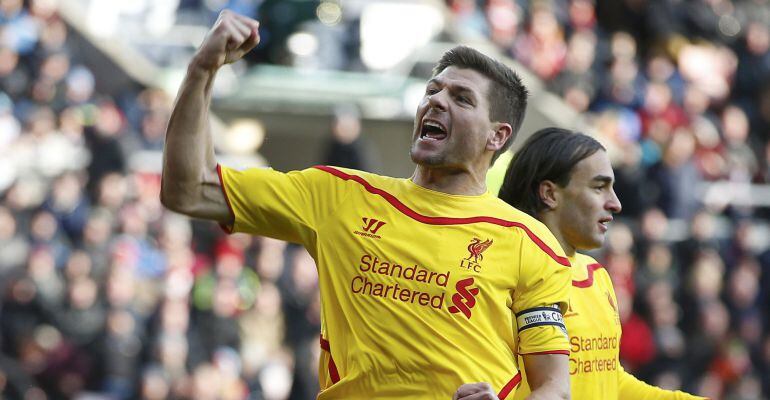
460;238;493;272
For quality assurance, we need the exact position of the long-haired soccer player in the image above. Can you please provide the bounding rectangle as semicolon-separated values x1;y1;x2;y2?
454;128;706;399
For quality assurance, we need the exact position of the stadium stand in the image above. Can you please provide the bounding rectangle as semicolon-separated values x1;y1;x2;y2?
0;0;768;399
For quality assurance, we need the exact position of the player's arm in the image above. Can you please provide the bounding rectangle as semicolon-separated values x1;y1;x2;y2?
618;365;708;400
160;10;260;222
450;354;569;400
521;353;569;400
512;223;572;400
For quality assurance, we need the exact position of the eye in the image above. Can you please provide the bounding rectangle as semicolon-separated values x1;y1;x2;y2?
456;94;476;106
426;87;439;95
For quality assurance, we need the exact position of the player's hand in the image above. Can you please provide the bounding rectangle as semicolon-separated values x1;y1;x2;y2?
452;382;499;400
191;9;260;72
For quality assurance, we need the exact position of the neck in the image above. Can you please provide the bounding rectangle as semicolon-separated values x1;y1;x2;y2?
411;166;488;195
539;212;576;257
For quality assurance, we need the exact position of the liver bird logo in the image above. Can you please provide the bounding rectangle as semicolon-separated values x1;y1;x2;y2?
466;238;493;263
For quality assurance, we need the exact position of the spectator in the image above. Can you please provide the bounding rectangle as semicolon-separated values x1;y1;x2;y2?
1;0;769;397
321;106;375;171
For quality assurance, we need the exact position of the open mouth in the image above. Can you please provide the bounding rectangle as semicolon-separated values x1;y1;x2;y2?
420;119;448;141
598;217;613;232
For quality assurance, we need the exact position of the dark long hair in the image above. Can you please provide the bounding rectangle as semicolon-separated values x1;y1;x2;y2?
498;127;605;216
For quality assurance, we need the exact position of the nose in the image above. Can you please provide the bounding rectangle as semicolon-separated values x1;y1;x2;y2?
607;189;622;214
427;90;447;112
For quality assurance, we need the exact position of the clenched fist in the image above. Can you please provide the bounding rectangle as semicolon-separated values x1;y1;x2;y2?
191;9;260;72
453;382;499;400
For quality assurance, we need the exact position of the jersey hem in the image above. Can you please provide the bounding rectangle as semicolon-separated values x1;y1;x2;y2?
319;336;340;384
216;164;236;234
498;371;522;400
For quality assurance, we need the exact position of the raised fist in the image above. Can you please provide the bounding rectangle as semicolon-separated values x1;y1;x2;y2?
191;9;260;72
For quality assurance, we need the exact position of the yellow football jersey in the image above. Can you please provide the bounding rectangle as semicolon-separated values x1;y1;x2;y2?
513;253;707;400
217;165;571;399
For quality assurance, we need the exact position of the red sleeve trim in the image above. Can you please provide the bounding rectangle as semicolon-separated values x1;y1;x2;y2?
319;336;340;384
572;263;604;288
313;165;570;268
216;164;235;234
497;371;522;400
520;350;570;356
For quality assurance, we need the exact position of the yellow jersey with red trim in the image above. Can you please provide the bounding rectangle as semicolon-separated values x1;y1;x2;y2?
513;253;707;400
217;165;571;400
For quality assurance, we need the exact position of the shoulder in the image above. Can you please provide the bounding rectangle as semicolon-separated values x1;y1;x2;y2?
485;202;569;267
479;196;535;224
507;207;557;245
573;253;600;269
506;205;564;251
310;165;394;185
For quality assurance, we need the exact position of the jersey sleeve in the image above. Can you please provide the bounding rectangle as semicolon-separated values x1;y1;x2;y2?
512;225;571;355
618;365;708;400
217;165;349;246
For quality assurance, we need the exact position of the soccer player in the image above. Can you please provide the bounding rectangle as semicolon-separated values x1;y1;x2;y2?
454;128;706;399
161;10;572;399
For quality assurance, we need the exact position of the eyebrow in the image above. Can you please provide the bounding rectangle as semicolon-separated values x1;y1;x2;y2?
592;175;614;184
427;78;478;98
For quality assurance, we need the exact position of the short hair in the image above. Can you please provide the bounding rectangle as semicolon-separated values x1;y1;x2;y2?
498;127;605;216
433;46;529;164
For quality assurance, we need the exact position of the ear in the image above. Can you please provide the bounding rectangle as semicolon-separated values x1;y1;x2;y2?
538;180;560;210
487;122;513;152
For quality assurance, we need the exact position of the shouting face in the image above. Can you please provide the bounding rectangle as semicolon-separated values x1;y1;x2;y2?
410;66;501;171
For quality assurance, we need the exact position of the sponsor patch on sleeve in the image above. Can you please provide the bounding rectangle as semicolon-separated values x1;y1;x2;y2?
516;305;567;335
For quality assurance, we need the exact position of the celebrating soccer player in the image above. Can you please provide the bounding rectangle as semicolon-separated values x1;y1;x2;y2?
161;10;572;400
455;128;706;399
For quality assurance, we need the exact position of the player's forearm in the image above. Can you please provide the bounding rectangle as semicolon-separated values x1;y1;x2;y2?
525;379;569;400
522;353;570;400
161;61;219;214
162;10;259;222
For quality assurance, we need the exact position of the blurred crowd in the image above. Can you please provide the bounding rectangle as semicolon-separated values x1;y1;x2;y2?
0;0;324;399
2;0;770;399
448;0;770;398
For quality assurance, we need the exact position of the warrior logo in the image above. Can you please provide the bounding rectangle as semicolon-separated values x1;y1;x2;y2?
448;277;480;319
361;218;386;234
354;217;387;239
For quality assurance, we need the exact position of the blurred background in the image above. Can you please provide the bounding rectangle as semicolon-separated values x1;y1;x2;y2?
0;0;769;399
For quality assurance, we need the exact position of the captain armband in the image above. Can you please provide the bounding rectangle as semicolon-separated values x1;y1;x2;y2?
516;305;567;336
